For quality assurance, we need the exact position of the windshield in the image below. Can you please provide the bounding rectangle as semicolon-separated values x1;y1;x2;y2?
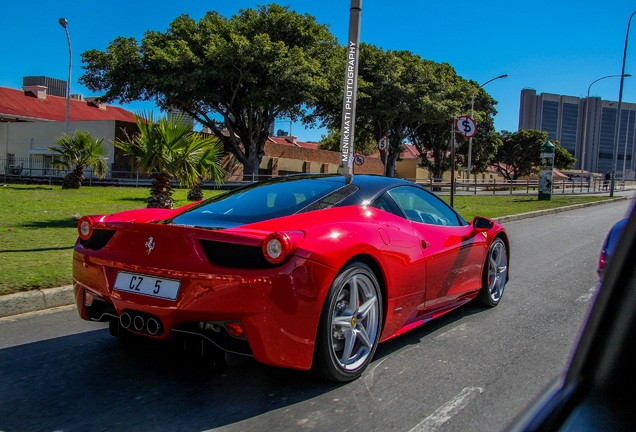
168;176;350;228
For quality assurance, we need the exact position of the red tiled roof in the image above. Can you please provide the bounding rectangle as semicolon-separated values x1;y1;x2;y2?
401;143;420;159
0;86;136;123
370;143;422;160
268;136;320;149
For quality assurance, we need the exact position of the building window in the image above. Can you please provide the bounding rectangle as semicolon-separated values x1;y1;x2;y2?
561;103;579;155
541;101;559;140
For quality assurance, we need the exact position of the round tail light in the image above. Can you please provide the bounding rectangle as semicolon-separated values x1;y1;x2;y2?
262;231;304;265
78;216;95;240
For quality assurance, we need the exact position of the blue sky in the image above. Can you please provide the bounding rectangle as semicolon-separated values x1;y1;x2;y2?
2;1;635;142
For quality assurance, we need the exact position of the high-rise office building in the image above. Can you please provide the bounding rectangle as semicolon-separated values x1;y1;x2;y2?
519;89;636;177
167;108;195;127
22;76;67;98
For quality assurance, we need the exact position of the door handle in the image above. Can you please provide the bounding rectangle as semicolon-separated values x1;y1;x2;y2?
421;240;429;249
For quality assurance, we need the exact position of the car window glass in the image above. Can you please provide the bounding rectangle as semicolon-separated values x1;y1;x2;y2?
370;194;402;217
299;184;360;212
387;186;464;226
169;177;343;227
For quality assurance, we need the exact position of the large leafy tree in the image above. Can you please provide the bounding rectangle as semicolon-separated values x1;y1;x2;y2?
493;130;576;180
48;130;108;189
315;45;498;179
494;130;548;180
410;121;453;180
355;47;451;177
80;4;340;179
314;45;447;177
408;66;500;180
455;86;501;175
116;113;225;208
318;128;377;155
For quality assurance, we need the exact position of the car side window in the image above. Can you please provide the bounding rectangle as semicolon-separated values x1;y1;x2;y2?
370;194;402;217
387;186;464;227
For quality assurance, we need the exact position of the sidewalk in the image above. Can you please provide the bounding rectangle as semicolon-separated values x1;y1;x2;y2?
0;193;632;319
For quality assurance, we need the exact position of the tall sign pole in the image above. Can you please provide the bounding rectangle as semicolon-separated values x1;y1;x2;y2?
450;121;456;208
455;115;476;207
338;0;362;177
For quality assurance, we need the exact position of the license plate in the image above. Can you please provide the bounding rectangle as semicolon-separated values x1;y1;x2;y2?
114;271;181;301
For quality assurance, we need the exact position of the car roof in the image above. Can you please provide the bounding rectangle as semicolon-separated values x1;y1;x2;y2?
261;173;414;191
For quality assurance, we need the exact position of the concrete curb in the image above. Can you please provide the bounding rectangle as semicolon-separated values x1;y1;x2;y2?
0;285;75;318
493;196;629;223
0;195;631;319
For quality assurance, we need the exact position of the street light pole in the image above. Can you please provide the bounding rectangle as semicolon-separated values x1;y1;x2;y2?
58;18;72;134
623;112;631;177
467;74;507;183
610;10;636;197
581;74;631;178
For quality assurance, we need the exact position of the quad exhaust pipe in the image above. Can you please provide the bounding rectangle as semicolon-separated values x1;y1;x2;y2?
119;311;162;336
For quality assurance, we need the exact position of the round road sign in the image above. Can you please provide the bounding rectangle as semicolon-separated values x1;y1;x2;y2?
456;116;477;138
378;136;388;151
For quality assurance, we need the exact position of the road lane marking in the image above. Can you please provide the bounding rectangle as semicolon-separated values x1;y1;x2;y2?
435;323;468;340
408;386;484;432
576;285;598;303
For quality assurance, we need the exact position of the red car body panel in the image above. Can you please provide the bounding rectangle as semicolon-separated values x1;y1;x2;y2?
73;185;507;371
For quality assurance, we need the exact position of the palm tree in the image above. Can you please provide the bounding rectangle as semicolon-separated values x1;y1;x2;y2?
116;113;225;208
177;135;226;201
48;130;108;189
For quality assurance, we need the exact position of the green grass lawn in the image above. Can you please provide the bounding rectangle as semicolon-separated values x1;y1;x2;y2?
445;194;614;220
0;185;223;296
0;184;614;295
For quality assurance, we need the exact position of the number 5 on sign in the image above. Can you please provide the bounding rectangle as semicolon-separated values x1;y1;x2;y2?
456;116;477;138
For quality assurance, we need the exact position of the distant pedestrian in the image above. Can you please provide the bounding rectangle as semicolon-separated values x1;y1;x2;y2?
604;172;610;190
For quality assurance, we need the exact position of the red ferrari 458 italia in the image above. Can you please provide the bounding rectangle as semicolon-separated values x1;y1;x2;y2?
73;174;509;382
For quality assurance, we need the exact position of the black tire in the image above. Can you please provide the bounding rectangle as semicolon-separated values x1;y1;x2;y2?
312;262;383;382
476;237;508;307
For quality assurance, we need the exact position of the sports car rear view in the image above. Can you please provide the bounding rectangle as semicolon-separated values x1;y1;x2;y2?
73;174;510;382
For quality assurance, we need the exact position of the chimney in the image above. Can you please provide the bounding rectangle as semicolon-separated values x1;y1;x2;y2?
23;85;47;99
280;135;299;146
85;97;106;110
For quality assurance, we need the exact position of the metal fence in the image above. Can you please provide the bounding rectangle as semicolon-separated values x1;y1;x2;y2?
1;157;633;193
410;177;630;195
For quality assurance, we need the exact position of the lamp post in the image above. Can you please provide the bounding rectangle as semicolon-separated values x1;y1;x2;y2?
467;74;508;183
58;17;72;133
610;10;636;197
581;74;631;178
623;111;631;177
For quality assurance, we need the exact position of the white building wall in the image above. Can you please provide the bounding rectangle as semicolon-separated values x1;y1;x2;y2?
0;121;118;176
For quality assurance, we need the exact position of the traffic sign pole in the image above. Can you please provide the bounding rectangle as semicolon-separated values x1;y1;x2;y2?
378;136;388;176
451;119;456;208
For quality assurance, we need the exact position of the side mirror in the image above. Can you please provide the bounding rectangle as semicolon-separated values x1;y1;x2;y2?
472;216;493;232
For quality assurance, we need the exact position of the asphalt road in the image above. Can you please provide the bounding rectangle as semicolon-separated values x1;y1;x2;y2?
0;197;632;432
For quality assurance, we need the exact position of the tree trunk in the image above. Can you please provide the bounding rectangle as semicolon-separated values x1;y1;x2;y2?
147;172;174;209
385;151;398;178
187;178;204;201
62;166;84;189
242;152;262;182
